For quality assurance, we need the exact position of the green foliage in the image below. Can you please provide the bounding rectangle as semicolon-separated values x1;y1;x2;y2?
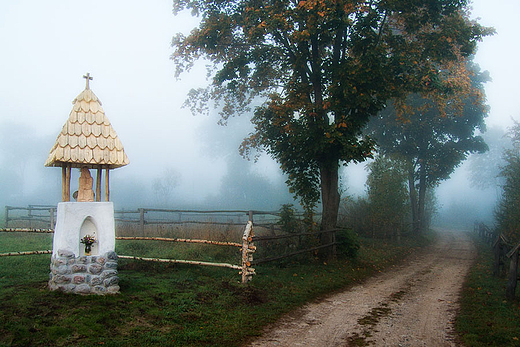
335;228;360;258
277;204;300;234
1;232;430;346
366;155;410;238
495;121;520;243
172;0;489;215
456;237;520;346
338;195;372;237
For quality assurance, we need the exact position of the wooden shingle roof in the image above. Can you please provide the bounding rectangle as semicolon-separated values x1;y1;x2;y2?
45;78;129;169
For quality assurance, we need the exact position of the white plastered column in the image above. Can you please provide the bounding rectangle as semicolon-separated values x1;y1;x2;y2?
52;202;115;256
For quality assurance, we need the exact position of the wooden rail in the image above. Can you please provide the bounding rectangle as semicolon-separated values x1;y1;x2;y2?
252;242;337;265
116;236;242;248
0;228;54;233
2;206;341;283
252;228;340;241
0;250;52;257
117;255;241;270
251;228;339;264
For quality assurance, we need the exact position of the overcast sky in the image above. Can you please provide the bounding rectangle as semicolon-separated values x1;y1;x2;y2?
0;0;518;211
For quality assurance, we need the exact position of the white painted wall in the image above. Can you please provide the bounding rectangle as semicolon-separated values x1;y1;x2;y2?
52;202;115;256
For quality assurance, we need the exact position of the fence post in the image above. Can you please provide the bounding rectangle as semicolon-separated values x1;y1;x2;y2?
4;206;9;228
49;208;55;230
507;248;519;300
241;221;255;283
28;205;32;229
139;208;145;235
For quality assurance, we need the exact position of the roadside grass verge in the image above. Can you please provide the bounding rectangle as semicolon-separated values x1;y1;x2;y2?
1;231;429;347
456;236;520;346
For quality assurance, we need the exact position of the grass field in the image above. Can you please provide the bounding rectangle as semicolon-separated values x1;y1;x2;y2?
456;236;520;346
0;231;429;347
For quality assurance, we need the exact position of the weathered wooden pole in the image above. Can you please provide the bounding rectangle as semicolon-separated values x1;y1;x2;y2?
105;168;110;201
139;208;145;235
65;165;71;201
61;166;68;201
49;208;55;230
241;221;255;283
506;248;519;300
4;206;9;228
96;167;102;202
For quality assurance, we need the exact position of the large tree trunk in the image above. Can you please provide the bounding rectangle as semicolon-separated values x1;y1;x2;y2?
320;162;340;260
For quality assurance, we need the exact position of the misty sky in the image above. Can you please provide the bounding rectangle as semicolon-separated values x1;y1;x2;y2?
0;0;518;215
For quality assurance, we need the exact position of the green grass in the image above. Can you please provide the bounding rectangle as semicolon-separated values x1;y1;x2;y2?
0;231;429;347
456;236;520;346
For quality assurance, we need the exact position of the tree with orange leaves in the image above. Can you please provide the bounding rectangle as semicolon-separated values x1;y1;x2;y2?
172;0;491;258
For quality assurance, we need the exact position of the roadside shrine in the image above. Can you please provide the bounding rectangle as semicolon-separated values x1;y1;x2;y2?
45;74;129;295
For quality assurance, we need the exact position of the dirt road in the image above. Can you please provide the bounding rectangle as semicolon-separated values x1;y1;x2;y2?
247;229;476;347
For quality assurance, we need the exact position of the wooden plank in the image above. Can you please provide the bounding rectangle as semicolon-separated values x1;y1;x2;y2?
65;164;71;201
118;255;241;270
252;242;338;265
0;250;52;257
62;166;67;201
242;221;254;283
0;228;54;233
116;236;243;248
142;220;245;226
96;167;102;202
105;168;110;201
252;228;340;242
142;208;251;214
5;206;54;211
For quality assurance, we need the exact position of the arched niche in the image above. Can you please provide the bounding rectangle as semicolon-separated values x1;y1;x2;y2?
79;216;99;256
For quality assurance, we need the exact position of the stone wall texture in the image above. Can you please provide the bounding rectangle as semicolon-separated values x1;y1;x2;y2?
49;249;120;295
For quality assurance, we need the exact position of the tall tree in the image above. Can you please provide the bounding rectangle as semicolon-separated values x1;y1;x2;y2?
368;59;489;233
496;121;520;243
172;0;489;257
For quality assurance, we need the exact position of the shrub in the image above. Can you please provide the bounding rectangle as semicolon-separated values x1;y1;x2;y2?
335;228;360;259
277;204;300;234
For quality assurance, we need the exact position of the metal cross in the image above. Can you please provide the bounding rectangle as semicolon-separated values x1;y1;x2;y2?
83;73;93;89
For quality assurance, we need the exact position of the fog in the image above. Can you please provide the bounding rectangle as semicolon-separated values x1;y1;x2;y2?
1;1;519;224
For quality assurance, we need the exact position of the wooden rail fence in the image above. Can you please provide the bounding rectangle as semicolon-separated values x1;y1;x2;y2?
2;205;339;283
4;205;283;231
1;218;256;283
475;221;520;301
251;228;338;265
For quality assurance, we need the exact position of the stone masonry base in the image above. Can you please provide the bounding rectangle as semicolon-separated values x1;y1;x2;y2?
49;249;120;295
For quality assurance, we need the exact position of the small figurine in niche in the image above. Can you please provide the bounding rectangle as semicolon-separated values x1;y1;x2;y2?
78;167;95;202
